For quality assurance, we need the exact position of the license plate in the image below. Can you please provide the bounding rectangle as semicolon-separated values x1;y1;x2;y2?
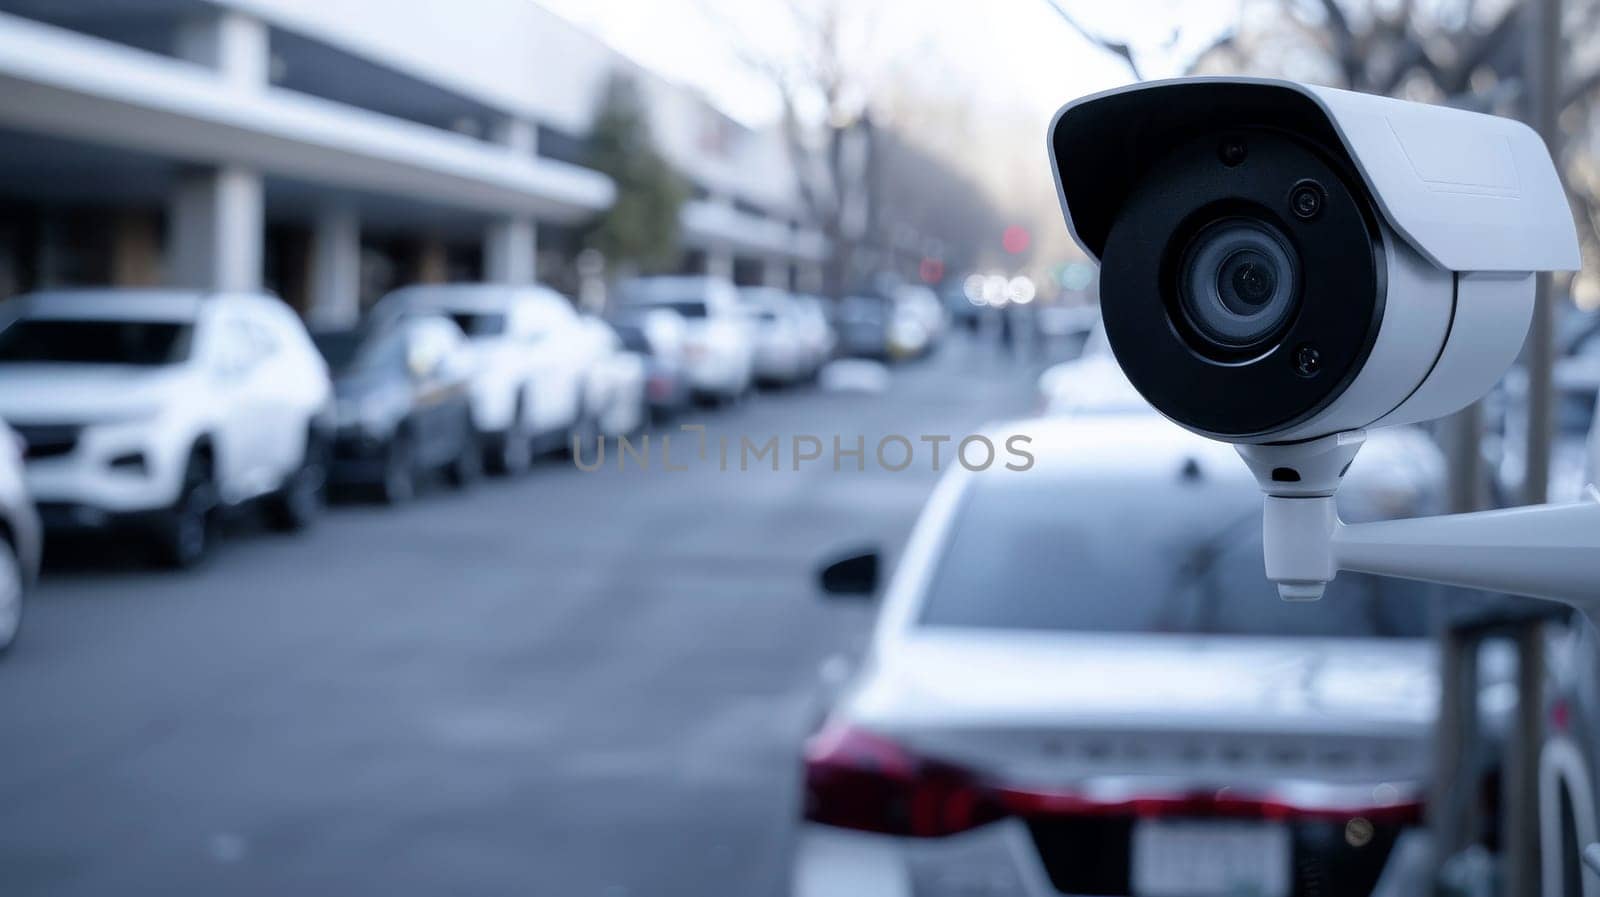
1131;820;1290;897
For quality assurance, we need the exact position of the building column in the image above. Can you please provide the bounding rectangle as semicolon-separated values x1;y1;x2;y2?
491;116;537;157
705;246;734;282
481;115;539;285
484;217;536;285
175;10;269;89
308;206;360;328
169;11;267;293
167;165;263;292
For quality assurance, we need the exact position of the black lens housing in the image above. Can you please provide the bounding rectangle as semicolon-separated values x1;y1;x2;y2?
1175;217;1302;356
1096;128;1386;439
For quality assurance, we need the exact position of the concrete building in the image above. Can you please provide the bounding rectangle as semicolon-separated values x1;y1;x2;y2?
0;0;824;326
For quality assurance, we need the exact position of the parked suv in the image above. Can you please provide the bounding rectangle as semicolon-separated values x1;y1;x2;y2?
0;290;332;567
739;286;820;386
614;276;753;403
372;284;603;471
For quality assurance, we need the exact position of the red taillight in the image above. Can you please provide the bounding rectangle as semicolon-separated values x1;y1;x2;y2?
1552;697;1572;734
802;722;1003;837
802;722;1425;837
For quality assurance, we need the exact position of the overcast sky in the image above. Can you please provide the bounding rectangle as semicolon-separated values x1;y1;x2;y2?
535;0;1238;128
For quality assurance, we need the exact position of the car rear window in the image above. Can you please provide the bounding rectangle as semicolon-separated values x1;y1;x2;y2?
445;312;507;337
614;325;653;355
622;300;707;319
313;331;364;371
917;473;1434;639
0;319;193;366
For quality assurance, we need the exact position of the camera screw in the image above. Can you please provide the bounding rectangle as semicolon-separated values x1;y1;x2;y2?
1290;180;1325;220
1218;139;1248;168
1293;343;1322;377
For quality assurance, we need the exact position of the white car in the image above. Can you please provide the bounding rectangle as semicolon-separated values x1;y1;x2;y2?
0;290;332;567
0;418;42;656
791;295;837;370
373;284;604;471
740;287;815;386
1537;396;1600;897
795;413;1462;897
615;276;754;402
892;284;947;352
1036;322;1161;417
1486;361;1598;505
1037;353;1148;417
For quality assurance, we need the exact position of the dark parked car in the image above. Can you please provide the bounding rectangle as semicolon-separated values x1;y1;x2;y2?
313;315;479;503
612;311;691;419
833;295;891;360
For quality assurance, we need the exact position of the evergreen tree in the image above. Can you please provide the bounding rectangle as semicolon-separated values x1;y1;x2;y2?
584;74;688;273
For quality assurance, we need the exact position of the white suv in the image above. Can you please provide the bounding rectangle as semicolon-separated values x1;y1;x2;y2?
373;284;604;471
615;276;754;402
0;290;333;567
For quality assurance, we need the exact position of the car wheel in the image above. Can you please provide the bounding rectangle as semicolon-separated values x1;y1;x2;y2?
0;536;24;657
487;398;533;476
264;430;326;531
444;421;481;490
153;451;217;569
378;431;416;505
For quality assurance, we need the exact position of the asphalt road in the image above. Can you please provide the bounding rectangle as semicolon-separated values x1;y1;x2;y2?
0;336;1038;897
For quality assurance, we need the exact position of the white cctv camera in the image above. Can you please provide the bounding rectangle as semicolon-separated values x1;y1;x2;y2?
1049;77;1600;605
1049;77;1579;444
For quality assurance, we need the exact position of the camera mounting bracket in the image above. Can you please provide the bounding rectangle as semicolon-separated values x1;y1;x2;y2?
1236;431;1600;605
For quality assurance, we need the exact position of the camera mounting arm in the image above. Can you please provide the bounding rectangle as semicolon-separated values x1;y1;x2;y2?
1238;431;1600;606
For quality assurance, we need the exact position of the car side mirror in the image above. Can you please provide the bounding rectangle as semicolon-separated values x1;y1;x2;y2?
817;548;880;598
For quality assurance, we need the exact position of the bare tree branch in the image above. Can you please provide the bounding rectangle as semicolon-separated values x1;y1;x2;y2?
1039;0;1143;80
1313;0;1367;88
1435;5;1521;95
1183;30;1237;75
695;0;890;297
1374;26;1445;96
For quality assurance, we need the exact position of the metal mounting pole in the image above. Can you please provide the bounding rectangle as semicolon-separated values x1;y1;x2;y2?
1522;0;1562;509
1506;3;1563;893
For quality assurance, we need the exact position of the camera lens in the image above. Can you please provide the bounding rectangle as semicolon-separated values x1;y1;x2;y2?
1221;251;1277;308
1177;218;1300;352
